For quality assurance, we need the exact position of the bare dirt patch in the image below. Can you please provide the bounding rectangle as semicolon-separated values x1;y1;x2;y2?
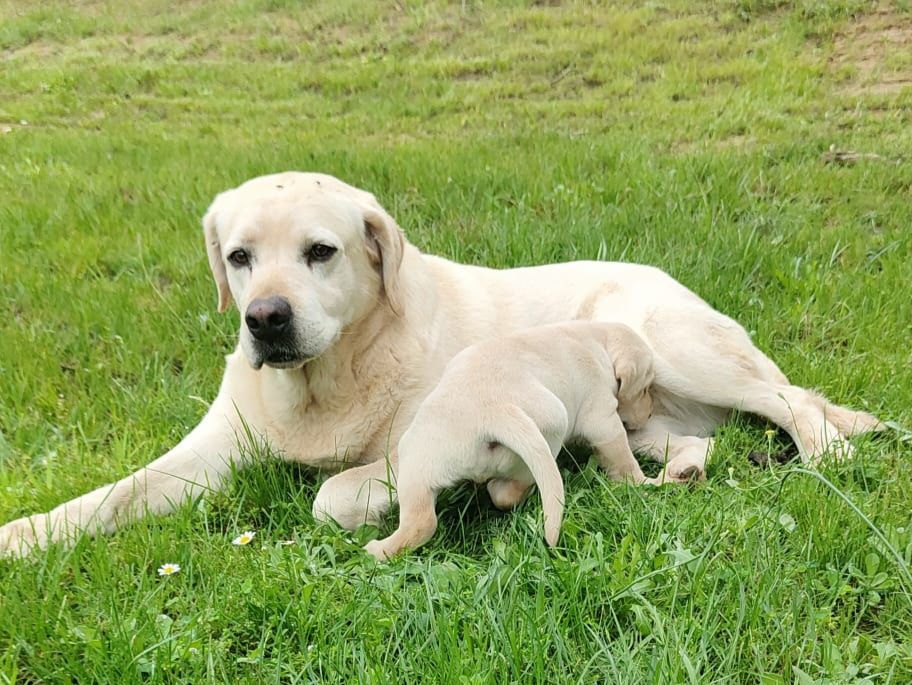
831;9;912;96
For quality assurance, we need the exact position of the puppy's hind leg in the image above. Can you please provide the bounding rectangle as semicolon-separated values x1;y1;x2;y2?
487;478;533;511
364;430;449;561
364;479;439;561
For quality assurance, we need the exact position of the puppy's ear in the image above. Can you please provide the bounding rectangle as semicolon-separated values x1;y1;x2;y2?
203;204;232;313
613;346;653;406
362;205;405;315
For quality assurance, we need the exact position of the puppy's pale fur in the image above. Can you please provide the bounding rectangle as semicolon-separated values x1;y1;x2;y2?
0;172;883;557
365;321;657;560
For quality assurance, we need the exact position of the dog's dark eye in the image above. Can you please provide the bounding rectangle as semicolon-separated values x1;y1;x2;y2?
308;243;337;263
227;249;250;267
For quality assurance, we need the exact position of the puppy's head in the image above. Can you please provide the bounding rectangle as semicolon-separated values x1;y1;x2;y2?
203;172;404;370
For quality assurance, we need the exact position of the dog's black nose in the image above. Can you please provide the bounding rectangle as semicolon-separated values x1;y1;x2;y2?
245;297;293;342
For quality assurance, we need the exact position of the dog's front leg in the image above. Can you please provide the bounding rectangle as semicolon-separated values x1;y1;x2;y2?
312;455;399;530
0;395;251;558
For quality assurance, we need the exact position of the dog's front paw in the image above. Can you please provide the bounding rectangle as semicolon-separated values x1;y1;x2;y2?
312;475;392;531
0;514;50;558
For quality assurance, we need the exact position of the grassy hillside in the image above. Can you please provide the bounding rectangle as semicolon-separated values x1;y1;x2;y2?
1;1;911;682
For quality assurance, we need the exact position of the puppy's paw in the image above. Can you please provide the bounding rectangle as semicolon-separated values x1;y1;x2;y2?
486;479;531;511
312;475;392;531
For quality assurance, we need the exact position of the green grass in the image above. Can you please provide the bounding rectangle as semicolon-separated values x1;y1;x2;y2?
1;0;912;682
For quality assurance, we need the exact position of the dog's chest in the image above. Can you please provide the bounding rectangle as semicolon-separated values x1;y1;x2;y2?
272;399;395;467
262;367;421;469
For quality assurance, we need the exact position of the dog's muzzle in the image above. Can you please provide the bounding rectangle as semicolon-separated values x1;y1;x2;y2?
245;296;307;369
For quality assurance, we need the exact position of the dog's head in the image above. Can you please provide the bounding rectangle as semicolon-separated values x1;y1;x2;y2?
202;172;404;370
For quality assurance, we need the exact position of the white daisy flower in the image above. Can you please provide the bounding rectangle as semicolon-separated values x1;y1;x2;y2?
157;563;181;576
232;530;256;546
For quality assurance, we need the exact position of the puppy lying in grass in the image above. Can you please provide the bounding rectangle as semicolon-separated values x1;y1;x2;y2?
365;321;657;561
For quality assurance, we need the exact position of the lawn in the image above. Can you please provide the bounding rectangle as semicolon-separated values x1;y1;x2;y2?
1;0;912;682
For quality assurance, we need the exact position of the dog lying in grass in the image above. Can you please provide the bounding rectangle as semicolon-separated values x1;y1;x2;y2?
365;321;657;560
1;172;883;557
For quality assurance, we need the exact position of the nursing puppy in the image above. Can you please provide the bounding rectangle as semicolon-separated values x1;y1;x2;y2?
365;321;656;561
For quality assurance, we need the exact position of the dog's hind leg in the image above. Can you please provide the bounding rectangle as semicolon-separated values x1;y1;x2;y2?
819;397;884;437
642;307;880;462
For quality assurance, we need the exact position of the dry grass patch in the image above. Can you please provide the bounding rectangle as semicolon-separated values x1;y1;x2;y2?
831;8;912;96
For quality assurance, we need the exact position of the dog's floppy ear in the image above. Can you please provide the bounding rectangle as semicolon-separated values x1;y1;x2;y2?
203;203;232;313
362;205;405;315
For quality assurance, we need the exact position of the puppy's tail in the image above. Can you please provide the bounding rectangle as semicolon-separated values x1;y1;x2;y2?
490;405;565;547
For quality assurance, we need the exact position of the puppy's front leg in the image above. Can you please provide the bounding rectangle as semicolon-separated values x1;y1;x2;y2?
0;395;250;557
579;406;656;486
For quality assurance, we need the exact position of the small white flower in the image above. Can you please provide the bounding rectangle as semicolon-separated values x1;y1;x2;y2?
232;531;256;546
279;540;295;546
158;563;181;576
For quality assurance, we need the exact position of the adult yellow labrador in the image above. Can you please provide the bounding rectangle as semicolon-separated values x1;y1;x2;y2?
0;172;882;555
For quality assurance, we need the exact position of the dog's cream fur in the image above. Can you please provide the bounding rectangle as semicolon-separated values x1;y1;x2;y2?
0;172;883;556
365;321;658;561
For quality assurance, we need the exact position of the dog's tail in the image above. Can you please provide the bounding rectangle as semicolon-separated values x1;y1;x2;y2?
822;400;885;436
489;405;565;547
